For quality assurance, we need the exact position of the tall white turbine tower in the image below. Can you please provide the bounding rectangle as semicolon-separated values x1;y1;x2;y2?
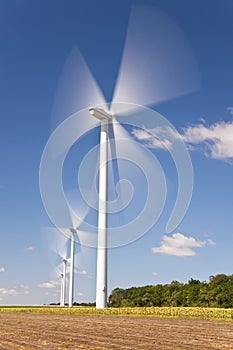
89;107;112;308
68;228;76;308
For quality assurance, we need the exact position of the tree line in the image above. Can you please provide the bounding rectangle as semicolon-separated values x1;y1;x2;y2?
108;274;233;308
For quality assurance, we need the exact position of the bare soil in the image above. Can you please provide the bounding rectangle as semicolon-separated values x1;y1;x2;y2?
0;313;233;349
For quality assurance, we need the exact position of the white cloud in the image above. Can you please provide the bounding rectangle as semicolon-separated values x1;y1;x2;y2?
0;287;29;297
65;266;88;275
0;267;5;273
0;288;18;296
207;239;216;246
227;107;233;115
26;246;34;251
132;119;233;162
152;272;158;276
23;290;30;295
181;121;233;161
76;292;84;297
152;233;215;257
199;117;207;124
20;284;29;289
38;282;54;289
132;127;174;150
38;280;60;289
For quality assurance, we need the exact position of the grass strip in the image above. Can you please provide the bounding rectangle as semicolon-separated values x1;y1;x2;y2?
0;306;233;321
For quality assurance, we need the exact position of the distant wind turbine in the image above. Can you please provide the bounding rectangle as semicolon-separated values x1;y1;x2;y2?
60;258;67;307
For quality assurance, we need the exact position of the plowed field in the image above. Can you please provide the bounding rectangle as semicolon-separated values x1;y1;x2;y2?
0;313;233;349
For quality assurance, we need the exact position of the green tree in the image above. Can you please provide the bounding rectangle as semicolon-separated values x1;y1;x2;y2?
108;274;233;308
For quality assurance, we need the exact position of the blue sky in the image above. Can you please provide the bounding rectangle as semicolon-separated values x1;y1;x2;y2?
0;0;233;305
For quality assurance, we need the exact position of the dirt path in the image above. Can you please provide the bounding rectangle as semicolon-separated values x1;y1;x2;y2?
0;313;233;349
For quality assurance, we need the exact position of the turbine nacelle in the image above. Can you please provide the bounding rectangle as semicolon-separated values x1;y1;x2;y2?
89;107;113;122
69;228;77;235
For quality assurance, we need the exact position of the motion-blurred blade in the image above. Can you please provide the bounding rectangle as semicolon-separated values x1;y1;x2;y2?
51;46;107;128
43;227;69;257
113;106;193;235
39;109;100;232
111;5;200;115
66;190;93;230
107;120;133;215
108;122;121;197
68;208;81;231
55;231;69;259
42;227;69;280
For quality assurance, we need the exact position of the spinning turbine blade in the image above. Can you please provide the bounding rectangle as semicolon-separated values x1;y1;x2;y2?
111;5;200;115
108;122;123;211
108;115;166;246
108;120;134;215
114;105;193;234
51;46;107;128
43;227;68;260
56;230;69;257
68;162;100;238
40;109;100;233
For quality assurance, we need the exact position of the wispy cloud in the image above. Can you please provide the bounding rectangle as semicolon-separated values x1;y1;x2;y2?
0;288;19;296
181;121;233;161
19;284;29;289
77;269;88;275
132;119;233;162
0;267;5;273
132;127;174;150
26;246;34;251
0;287;29;297
227;107;233;115
38;280;60;289
65;266;88;275
152;233;215;257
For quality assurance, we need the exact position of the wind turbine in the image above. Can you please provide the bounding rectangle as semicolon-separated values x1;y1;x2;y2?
50;232;68;307
58;211;88;308
65;206;92;308
60;258;67;306
68;227;77;308
45;205;88;308
40;4;199;309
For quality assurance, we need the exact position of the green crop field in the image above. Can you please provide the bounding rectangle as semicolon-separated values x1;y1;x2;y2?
0;306;233;321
